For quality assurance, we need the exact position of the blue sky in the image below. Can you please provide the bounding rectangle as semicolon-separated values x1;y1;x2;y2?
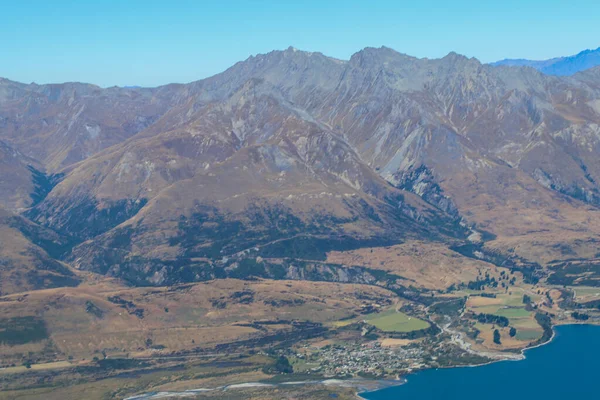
2;0;599;87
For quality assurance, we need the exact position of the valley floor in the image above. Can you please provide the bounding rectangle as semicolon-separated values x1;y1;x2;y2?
2;243;599;400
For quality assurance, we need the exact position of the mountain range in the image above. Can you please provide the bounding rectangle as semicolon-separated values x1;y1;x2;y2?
4;45;600;399
1;46;600;293
492;46;600;76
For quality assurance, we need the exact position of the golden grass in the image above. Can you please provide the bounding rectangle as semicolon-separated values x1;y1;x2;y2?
473;323;530;350
326;241;498;290
0;278;396;362
466;296;503;307
0;361;72;375
438;164;600;265
379;338;414;347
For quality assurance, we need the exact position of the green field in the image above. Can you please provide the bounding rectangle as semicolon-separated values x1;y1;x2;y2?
515;329;542;341
575;287;600;299
467;294;544;342
473;305;505;314
494;307;531;318
474;322;496;334
365;309;430;333
498;293;528;307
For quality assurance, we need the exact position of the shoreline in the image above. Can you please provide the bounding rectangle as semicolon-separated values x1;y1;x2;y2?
357;323;589;399
125;324;592;400
124;378;392;400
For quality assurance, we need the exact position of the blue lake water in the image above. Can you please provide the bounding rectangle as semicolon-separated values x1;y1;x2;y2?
362;324;599;400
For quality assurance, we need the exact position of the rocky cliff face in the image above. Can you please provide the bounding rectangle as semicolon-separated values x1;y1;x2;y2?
2;46;600;287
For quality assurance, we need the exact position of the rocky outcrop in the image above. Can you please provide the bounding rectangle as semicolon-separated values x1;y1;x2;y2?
394;165;460;217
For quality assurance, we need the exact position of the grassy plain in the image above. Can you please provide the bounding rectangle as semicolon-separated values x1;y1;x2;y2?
494;307;531;318
0;278;395;365
364;309;429;333
326;241;498;290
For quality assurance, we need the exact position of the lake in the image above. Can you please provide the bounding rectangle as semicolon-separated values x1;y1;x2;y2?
361;324;599;400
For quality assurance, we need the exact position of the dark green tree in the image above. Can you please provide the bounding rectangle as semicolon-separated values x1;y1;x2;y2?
493;329;501;345
263;355;294;374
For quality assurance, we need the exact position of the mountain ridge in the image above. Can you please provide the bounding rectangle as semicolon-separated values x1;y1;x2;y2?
2;45;600;289
492;46;600;76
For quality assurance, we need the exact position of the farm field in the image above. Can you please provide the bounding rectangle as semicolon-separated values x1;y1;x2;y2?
514;329;542;341
467;290;544;348
364;309;430;333
467;292;531;315
494;307;531;318
0;361;73;375
574;286;600;301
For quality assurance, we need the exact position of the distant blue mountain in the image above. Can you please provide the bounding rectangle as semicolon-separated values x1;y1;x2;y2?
491;47;600;76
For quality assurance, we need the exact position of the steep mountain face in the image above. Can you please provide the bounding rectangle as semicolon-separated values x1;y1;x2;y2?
3;46;600;286
492;47;600;76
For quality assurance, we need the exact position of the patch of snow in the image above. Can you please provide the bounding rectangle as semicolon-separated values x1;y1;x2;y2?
85;124;101;139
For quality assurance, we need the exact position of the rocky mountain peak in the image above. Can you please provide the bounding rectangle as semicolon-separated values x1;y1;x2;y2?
349;46;418;68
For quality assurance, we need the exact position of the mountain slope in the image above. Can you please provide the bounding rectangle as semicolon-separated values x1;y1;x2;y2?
0;140;40;210
0;78;179;171
0;207;79;295
27;79;465;285
4;46;600;286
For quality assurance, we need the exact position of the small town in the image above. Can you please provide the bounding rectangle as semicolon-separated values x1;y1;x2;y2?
301;341;431;378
